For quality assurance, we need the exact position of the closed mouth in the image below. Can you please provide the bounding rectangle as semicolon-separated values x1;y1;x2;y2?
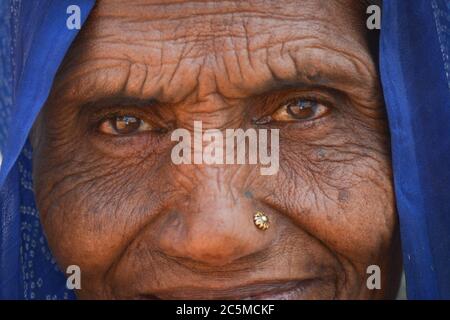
136;278;327;300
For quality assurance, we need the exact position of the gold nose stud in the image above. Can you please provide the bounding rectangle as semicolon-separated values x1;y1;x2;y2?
254;211;270;231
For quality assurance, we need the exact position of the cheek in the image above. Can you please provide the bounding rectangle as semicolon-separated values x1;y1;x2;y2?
265;125;396;265
32;136;174;279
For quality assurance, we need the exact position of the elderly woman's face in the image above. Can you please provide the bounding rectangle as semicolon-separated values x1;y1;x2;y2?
31;0;401;299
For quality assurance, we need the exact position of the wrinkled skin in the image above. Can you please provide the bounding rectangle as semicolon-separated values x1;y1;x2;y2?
31;0;402;299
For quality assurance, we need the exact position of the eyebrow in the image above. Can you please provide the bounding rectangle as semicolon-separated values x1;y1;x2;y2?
224;47;379;104
80;96;160;113
52;43;378;109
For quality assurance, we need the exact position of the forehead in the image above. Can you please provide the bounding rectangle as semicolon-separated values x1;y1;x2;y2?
55;0;375;104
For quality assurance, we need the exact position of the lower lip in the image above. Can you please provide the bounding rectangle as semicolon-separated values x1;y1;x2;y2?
241;279;321;300
137;279;331;300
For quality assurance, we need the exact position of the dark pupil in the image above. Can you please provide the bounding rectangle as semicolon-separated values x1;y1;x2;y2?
287;100;316;119
113;116;141;134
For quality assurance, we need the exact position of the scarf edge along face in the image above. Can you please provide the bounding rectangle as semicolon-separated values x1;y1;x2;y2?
0;0;96;299
380;0;450;299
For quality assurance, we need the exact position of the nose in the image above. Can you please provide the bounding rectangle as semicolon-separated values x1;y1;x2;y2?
157;171;275;266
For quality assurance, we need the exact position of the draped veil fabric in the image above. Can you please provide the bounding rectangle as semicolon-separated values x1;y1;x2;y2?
0;0;449;299
0;0;96;299
380;0;450;299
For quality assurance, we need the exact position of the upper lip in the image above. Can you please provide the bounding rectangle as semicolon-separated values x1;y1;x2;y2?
137;279;321;300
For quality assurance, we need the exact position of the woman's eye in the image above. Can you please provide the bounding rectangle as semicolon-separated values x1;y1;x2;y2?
98;115;154;135
269;99;330;123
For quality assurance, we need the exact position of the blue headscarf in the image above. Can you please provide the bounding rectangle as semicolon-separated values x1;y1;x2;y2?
0;0;95;299
380;0;450;299
0;0;449;299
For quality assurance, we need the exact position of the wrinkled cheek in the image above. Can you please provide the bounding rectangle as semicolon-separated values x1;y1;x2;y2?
334;184;396;261
34;178;140;283
343;182;399;298
322;172;398;297
324;169;397;261
38;194;115;276
32;144;164;280
276;139;397;264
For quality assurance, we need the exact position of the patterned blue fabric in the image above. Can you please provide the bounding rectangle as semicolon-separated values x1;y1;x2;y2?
0;0;95;299
380;0;450;299
0;0;449;299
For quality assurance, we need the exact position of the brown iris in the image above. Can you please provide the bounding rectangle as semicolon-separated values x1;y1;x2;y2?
268;99;330;123
98;115;154;135
287;100;317;119
113;116;142;134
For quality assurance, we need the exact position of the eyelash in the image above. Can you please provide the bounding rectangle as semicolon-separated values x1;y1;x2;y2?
90;108;155;132
281;94;333;112
254;94;334;125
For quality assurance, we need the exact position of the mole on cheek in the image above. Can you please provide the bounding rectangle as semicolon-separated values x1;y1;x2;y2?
338;189;350;202
317;148;326;159
244;191;254;199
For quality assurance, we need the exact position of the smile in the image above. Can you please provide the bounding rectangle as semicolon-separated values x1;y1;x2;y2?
137;279;331;300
